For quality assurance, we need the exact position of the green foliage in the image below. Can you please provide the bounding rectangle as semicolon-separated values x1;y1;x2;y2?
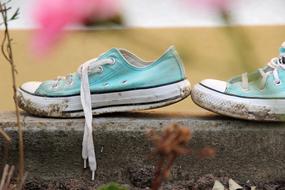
97;182;128;190
0;1;20;25
10;7;20;20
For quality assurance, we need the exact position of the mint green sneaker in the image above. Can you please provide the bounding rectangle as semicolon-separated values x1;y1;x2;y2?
192;42;285;121
18;47;190;117
17;46;191;179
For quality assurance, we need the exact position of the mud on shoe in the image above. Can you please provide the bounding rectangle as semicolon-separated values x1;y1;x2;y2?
192;42;285;121
17;47;190;117
17;47;191;180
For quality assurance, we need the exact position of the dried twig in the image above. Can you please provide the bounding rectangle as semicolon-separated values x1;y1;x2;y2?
0;164;26;190
0;128;11;142
17;172;28;190
0;1;24;186
0;164;9;190
3;165;15;190
0;165;15;190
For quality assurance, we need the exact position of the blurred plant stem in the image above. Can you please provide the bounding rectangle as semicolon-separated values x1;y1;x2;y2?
83;14;123;27
221;11;257;71
0;1;24;186
148;124;192;190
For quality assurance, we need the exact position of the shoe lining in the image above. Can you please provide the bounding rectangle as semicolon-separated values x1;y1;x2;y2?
119;49;153;68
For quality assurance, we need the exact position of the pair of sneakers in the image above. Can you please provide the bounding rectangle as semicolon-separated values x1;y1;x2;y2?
17;42;285;179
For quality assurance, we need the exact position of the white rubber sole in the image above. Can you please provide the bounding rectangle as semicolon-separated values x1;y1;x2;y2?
191;83;285;121
17;79;191;117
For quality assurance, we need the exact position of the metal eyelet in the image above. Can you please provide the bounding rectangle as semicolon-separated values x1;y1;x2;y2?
67;80;74;86
98;66;104;73
110;57;116;65
51;83;59;89
275;80;281;86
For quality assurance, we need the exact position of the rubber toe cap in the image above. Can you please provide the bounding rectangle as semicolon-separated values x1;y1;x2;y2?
21;81;42;94
200;79;227;92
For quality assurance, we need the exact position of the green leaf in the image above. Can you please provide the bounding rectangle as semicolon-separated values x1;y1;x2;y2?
97;182;128;190
10;8;19;20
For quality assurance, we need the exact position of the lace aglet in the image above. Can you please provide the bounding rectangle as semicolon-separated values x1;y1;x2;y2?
84;159;87;168
91;171;95;181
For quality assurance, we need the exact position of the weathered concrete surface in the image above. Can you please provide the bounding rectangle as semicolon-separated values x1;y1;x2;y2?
0;111;285;187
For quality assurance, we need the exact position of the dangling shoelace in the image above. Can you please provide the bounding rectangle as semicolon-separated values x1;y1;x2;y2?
77;58;115;180
54;57;115;180
241;57;285;90
79;58;115;180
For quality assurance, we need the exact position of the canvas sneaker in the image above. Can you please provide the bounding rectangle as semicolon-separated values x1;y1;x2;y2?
192;42;285;121
17;46;191;179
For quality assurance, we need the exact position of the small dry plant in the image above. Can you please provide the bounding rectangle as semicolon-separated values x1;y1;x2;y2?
0;0;25;188
148;124;191;190
148;124;216;190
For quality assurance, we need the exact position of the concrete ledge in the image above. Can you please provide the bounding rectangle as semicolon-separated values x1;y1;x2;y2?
0;111;285;186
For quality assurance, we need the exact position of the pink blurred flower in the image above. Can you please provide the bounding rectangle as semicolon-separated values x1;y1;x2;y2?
186;0;230;11
31;0;119;56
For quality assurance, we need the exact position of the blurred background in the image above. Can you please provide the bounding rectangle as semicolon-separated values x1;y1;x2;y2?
7;0;285;28
1;0;285;114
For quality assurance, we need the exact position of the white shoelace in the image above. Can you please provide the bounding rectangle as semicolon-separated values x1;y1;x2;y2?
53;57;114;180
241;57;285;90
77;58;115;180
